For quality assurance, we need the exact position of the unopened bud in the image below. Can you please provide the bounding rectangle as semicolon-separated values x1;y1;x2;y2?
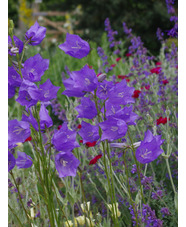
97;73;106;82
10;47;19;54
165;108;171;117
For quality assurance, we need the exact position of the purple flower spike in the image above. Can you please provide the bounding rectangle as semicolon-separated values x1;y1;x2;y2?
8;66;22;87
55;151;80;177
39;104;53;130
62;65;98;97
16;151;33;169
108;79;135;105
39;79;60;102
8;120;31;148
78;121;100;143
136;130;164;164
99;117;127;141
8;35;24;56
25;21;46;46
75;97;97;119
22;54;49;82
59;33;90;59
52;122;80;152
16;80;41;108
8;151;16;172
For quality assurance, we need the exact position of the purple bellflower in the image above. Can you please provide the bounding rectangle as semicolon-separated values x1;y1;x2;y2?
52;122;80;152
99;117;128;141
16;80;41;108
108;79;135;105
8;120;31;148
25;21;46;46
136;130;164;164
22;111;39;131
75;97;97;119
39;79;60;102
78;121;99;143
22;54;49;82
8;35;23;56
8;84;16;99
8;66;22;87
8;151;16;172
62;65;98;97
97;80;114;100
39;104;53;130
58;33;90;59
16;151;33;169
55;151;80;178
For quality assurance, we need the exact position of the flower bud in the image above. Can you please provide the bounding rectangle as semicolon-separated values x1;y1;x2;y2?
97;73;106;82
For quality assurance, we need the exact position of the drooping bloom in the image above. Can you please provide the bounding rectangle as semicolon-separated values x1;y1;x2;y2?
22;54;49;82
8;35;24;56
75;97;97;119
108;79;135;105
132;90;141;98
99;117;127;141
8;120;31;148
39;79;60;102
78;121;99;143
89;154;102;165
156;117;169;125
55;151;80;177
59;33;90;59
8;66;22;87
136;130;164;164
52;122;80;152
8;151;16;172
16;151;33;169
16;80;41;108
62;65;98;97
25;21;46;46
39;104;53;130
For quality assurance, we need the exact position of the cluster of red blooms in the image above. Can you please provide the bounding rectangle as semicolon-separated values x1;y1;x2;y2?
117;75;130;82
150;67;161;74
89;154;102;165
132;90;141;98
162;80;169;85
156;117;169;125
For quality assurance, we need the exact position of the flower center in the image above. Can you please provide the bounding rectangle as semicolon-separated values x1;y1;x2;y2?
111;126;118;132
13;126;25;135
118;92;124;98
60;158;68;167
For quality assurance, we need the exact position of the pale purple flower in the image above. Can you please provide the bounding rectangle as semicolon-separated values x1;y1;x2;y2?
39;104;53;130
16;151;33;169
8;66;22;87
78;121;99;143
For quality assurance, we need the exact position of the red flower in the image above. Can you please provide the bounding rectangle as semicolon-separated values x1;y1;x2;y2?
57;125;62;130
111;64;116;67
145;85;150;90
79;140;83;143
86;141;97;147
116;57;121;62
88;65;93;69
24;136;32;142
117;75;130;82
77;124;82;129
162;80;169;85
150;67;161;74
156;117;169;125
89;154;102;165
132;90;141;98
156;61;162;66
126;53;132;57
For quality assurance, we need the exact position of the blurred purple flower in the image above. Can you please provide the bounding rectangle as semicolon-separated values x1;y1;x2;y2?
8;35;23;56
16;151;33;169
8;151;16;172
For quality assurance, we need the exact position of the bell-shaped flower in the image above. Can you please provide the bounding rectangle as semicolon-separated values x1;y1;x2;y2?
52;122;80;152
22;54;49;82
108;79;135;105
16;80;41;108
136;130;164;164
39;104;53;130
8;35;23;56
25;21;46;46
78;121;99;143
55;151;80;177
97;80;113;100
8;119;31;148
22;111;39;131
39;79;60;102
16;151;33;169
99;117;127;141
8;66;22;87
62;65;98;97
8;151;16;172
59;33;90;59
75;97;97;119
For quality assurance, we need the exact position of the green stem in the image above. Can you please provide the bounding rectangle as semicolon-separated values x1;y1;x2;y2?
165;158;177;194
8;204;24;227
